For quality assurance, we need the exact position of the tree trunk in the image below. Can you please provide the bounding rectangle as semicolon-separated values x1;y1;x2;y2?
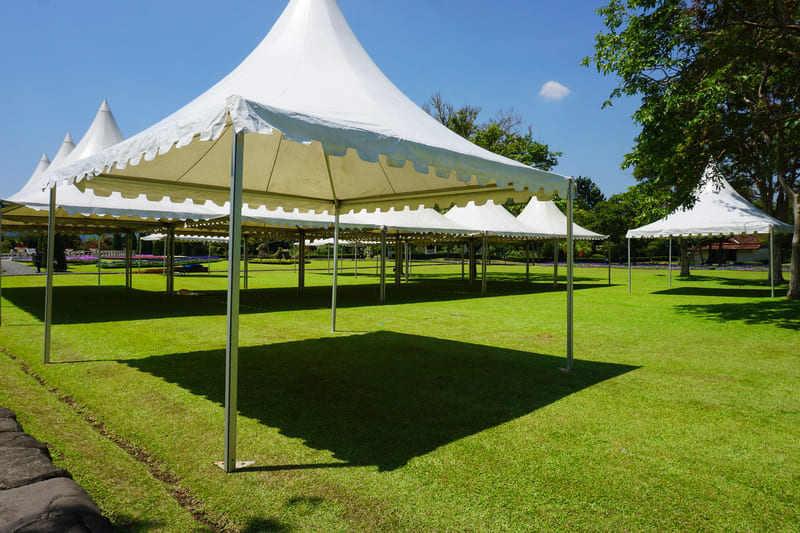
787;195;800;299
680;237;690;276
771;233;785;285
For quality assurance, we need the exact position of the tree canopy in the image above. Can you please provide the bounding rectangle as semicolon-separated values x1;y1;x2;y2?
584;0;800;298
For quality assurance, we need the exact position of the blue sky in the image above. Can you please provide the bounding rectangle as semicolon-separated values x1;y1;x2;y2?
0;0;641;201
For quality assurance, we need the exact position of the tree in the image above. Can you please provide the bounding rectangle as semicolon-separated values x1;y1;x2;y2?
584;0;800;298
574;176;606;210
423;94;561;171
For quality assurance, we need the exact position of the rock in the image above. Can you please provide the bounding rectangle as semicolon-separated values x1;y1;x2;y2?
0;417;23;433
0;407;16;419
0;432;51;455
0;448;70;489
0;477;114;532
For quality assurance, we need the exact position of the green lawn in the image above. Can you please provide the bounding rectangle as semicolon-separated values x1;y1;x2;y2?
0;261;797;532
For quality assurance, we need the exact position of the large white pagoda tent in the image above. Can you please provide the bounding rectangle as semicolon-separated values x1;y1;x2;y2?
38;0;575;471
626;163;792;295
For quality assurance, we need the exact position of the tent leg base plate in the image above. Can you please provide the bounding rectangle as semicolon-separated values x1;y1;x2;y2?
214;460;254;471
558;367;572;373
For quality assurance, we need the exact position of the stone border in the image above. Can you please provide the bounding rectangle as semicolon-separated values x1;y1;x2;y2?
0;406;114;532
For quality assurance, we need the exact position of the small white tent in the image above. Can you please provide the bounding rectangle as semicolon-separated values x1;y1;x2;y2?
625;163;792;295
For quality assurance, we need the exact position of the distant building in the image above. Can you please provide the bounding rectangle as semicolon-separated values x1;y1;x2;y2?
694;235;767;264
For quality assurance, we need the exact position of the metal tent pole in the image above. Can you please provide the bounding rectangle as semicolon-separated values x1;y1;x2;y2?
525;241;530;282
243;236;248;290
166;227;175;298
668;237;672;288
354;241;358;280
44;186;56;364
553;237;558;288
380;227;387;304
125;231;133;291
607;241;611;286
627;238;631;294
298;229;306;296
481;231;488;296
222;132;246;473
564;180;575;372
331;204;340;332
770;225;775;298
97;234;102;286
395;235;401;287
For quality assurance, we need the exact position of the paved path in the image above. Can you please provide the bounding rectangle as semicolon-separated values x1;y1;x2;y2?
1;259;40;276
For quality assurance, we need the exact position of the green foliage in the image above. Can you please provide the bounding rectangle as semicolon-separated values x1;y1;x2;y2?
585;0;800;296
424;93;561;171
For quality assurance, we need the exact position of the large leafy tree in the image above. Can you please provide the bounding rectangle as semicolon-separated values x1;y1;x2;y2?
584;0;800;298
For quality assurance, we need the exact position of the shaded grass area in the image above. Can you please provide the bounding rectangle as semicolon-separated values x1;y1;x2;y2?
126;332;636;471
1;263;798;531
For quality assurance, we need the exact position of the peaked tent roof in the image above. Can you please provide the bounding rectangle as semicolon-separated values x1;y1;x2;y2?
45;0;568;213
445;200;549;239
3;101;224;229
626;164;793;239
517;197;607;240
345;206;475;236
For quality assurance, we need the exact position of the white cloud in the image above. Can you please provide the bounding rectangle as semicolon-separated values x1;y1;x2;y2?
539;80;571;101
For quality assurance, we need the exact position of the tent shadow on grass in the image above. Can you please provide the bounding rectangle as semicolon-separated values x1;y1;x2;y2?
1;276;600;325
673;299;799;330
124;331;638;471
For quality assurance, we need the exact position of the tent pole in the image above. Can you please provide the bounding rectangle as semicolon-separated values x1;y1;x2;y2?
298;229;306;296
243;236;248;290
460;243;465;281
354;242;358;280
627;238;631;294
770;225;774;298
138;234;142;274
44;186;56;364
481;231;488;296
395;235;401;287
166;227;175;298
97;234;102;286
331;203;340;332
222;132;245;473
404;241;409;283
380;227;386;304
668;237;672;289
565;179;575;372
553;237;558;288
607;241;611;286
525;241;530;282
125;231;133;291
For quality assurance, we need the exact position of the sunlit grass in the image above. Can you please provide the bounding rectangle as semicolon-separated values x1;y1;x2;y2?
1;262;797;531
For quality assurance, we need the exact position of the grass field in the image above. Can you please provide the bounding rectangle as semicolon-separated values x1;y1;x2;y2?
0;260;798;532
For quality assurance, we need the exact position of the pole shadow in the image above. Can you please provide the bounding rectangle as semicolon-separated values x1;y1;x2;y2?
123;331;638;471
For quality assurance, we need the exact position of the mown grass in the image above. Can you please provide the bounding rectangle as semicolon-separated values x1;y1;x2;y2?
0;260;798;532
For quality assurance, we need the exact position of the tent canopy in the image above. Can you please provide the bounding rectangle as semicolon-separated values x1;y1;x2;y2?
627;164;793;239
44;0;568;213
3;101;224;230
445;200;548;239
517;197;607;240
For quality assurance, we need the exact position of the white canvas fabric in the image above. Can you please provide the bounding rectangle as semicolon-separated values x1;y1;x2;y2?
626;164;793;238
345;206;475;236
3;101;224;227
445;200;549;239
517;197;607;240
44;0;568;213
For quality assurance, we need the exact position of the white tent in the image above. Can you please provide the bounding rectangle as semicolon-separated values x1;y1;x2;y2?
517;197;607;240
446;200;547;239
4;101;225;228
625;163;792;295
38;0;576;471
